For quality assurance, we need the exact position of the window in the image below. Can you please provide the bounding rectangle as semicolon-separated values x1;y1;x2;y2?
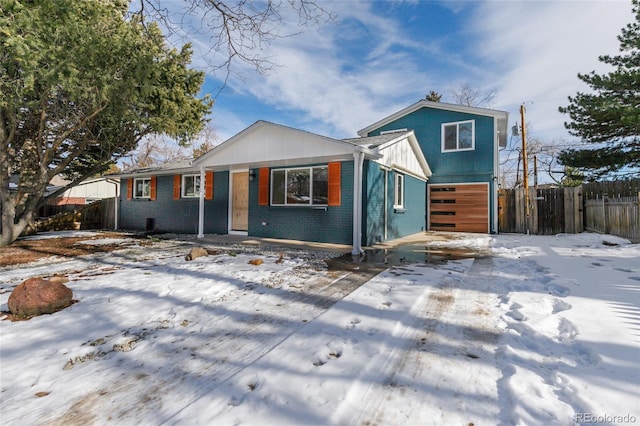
271;166;328;206
181;174;201;198
134;178;151;198
394;173;404;209
442;120;475;152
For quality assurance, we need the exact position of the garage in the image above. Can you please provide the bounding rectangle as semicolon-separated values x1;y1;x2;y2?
428;183;489;233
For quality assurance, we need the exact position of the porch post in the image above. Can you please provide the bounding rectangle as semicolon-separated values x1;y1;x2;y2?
352;150;365;255
198;166;205;238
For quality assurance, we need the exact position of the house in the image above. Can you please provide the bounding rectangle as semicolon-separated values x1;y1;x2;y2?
116;100;507;253
116;121;430;254
46;176;118;206
358;100;508;234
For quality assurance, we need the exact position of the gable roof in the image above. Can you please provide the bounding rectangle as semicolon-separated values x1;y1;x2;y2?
357;99;509;148
193;120;380;170
343;130;431;180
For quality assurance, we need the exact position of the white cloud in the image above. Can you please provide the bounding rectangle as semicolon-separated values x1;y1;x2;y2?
216;1;436;137
165;0;635;146
469;1;634;141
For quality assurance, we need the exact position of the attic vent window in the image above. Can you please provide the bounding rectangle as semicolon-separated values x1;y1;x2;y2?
380;128;408;135
442;120;475;152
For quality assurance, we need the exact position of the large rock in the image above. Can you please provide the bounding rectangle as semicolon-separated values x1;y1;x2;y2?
185;247;208;261
8;277;73;317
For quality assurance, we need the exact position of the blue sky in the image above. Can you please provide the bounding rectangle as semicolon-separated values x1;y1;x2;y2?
167;1;633;149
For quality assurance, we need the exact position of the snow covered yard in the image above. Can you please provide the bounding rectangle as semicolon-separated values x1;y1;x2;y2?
0;232;638;425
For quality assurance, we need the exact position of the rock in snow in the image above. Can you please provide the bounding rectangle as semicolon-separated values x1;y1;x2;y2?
8;277;73;316
185;247;208;261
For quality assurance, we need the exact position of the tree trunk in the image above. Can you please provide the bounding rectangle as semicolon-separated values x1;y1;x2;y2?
1;192;17;247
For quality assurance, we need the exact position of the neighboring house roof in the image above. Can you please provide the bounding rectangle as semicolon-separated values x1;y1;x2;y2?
357;99;510;148
110;160;197;179
344;130;432;181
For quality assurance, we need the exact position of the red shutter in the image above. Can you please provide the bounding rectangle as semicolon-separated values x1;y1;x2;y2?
258;168;269;206
173;175;181;200
328;162;341;206
150;176;157;200
205;171;214;200
127;179;133;200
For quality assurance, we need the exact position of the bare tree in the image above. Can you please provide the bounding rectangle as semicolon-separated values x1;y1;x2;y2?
192;126;220;158
499;123;564;188
121;135;191;170
449;82;496;108
137;0;333;91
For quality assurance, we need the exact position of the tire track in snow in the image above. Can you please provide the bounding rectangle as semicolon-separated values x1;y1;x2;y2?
338;257;504;426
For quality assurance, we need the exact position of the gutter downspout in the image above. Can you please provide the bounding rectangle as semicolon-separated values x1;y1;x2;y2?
494;119;501;234
384;167;388;241
352;150;365;256
198;166;205;238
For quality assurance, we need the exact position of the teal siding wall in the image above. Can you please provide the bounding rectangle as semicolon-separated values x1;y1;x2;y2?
368;107;497;233
247;161;354;245
363;161;385;245
362;161;426;246
370;108;495;183
119;172;228;234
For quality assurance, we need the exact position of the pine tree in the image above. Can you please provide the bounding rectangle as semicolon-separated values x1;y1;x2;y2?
558;0;640;180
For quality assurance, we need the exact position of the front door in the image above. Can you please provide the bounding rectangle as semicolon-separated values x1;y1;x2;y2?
231;172;249;231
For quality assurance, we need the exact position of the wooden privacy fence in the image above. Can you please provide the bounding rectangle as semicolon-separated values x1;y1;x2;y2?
31;198;116;233
498;187;583;235
584;196;639;242
499;179;640;241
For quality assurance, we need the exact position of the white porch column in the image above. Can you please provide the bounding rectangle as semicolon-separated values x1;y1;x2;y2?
352;150;365;255
198;166;205;238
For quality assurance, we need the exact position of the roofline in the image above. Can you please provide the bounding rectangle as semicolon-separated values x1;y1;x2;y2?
357;99;509;137
193;120;378;166
107;165;199;179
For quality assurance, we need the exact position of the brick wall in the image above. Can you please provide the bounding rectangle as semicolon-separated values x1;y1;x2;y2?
248;161;354;245
119;172;229;234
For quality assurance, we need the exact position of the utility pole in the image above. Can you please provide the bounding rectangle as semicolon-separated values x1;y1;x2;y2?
520;104;530;234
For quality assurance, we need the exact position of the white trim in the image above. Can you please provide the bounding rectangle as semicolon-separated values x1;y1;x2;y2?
383;167;388;241
194;120;380;169
181;174;201;198
389;164;428;182
394;173;405;209
197;167;205;238
269;165;329;206
352;151;365;255
441;120;475;153
133;177;151;199
358;99;508;137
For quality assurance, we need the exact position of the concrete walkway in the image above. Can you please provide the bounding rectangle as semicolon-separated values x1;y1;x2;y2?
194;231;478;254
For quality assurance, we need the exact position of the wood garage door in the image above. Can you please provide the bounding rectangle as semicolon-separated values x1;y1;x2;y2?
429;183;489;233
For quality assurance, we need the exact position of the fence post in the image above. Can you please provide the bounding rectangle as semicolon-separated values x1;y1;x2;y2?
602;195;608;234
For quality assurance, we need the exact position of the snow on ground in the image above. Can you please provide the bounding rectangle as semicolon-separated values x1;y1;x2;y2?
0;232;638;425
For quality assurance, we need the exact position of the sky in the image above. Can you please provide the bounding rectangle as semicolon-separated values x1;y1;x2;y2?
173;0;635;148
